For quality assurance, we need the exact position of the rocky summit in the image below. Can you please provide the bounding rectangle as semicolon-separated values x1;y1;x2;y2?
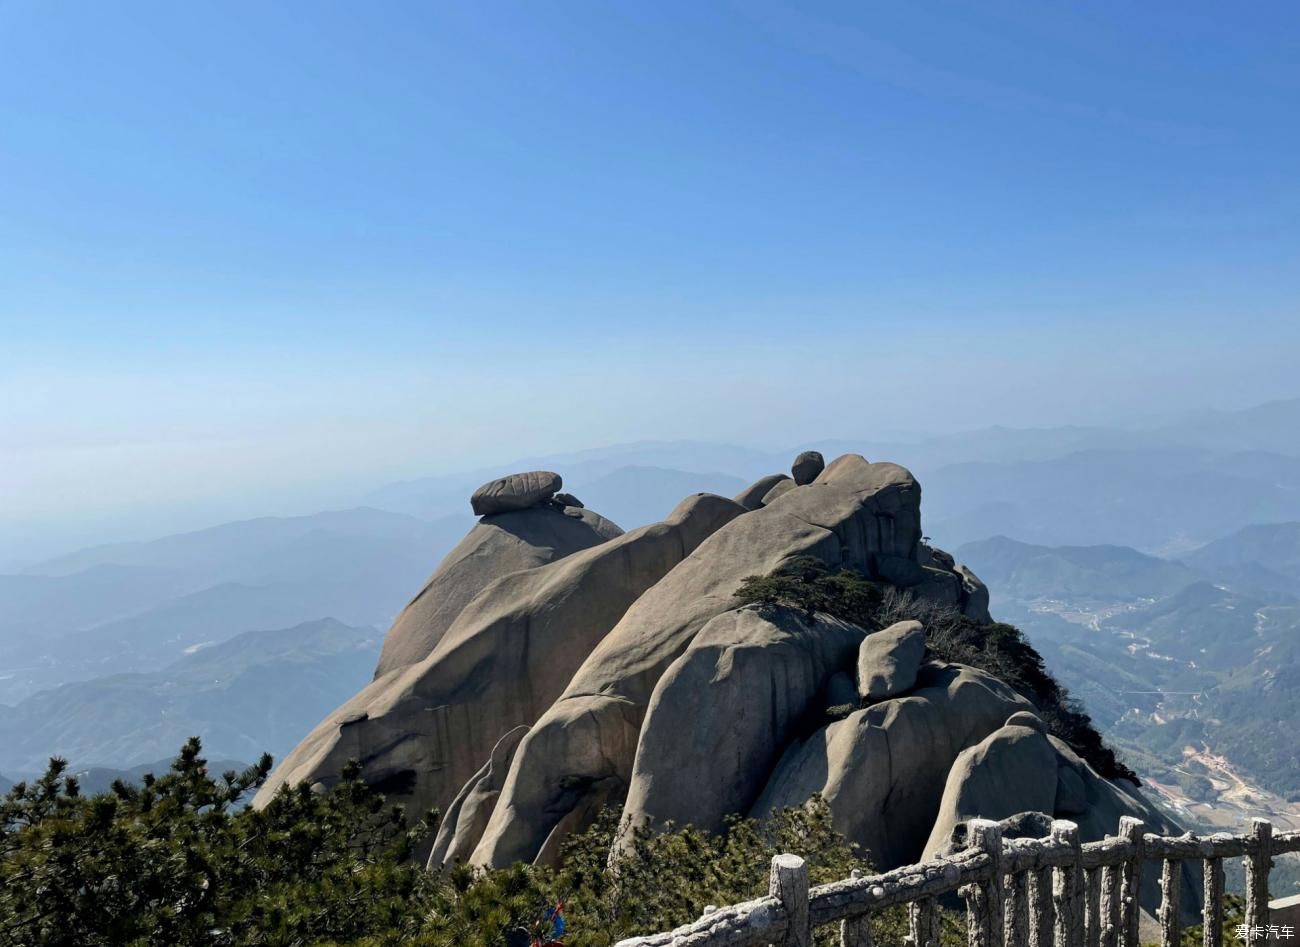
258;452;1193;911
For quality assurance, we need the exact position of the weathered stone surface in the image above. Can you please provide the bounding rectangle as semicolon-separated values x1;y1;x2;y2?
857;620;926;701
1004;710;1047;732
427;725;529;869
920;716;1059;859
253;492;745;857
956;564;992;622
733;474;792;511
1054;760;1088;814
553;492;584;508
791;451;825;485
762;478;797;505
471;456;923;867
751;662;1031;868
471;471;563;516
621;606;866;838
374;505;622;676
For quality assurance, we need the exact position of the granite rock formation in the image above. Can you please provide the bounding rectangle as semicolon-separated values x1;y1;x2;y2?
259;453;1192;901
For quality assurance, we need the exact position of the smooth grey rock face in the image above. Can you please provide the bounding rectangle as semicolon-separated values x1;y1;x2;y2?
955;564;992;622
471;471;563;516
471;456;923;867
733;474;792;511
374;505;623;676
752;662;1032;868
553;492;584;508
428;725;529;869
620;605;866;838
857;620;926;701
761;478;797;505
921;719;1059;860
791;450;825;485
253;492;745;853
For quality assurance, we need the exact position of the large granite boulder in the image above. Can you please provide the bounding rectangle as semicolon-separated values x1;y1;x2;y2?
923;714;1202;924
762;478;797;505
253;492;745;855
621;605;866;838
471;471;564;516
375;505;622;676
733;474;793;511
750;662;1031;868
791;450;825;485
857;620;926;701
470;456;924;866
920;712;1059;860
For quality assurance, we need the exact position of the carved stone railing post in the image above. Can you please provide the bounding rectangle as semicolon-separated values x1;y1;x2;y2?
1052;821;1083;947
1099;864;1121;947
1085;868;1102;947
841;869;872;947
963;819;1005;947
1245;818;1273;935
1118;817;1144;947
771;853;811;947
1007;869;1030;947
1030;865;1055;947
1158;858;1180;947
1202;858;1224;947
910;898;939;947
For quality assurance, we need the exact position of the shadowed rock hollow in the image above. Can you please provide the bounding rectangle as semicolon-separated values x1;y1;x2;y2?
257;452;1192;897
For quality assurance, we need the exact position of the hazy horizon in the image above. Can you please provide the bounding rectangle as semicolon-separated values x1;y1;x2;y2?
4;2;1300;558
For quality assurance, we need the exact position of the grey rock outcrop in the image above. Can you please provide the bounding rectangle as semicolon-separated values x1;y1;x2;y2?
856;620;926;701
751;663;1032;868
791;451;825;485
734;474;793;510
924;714;1202;924
375;505;623;676
620;606;866;838
254;492;745;851
471;455;925;866
262;450;1188;884
428;725;529;869
762;478;797;505
920;713;1059;860
471;471;564;516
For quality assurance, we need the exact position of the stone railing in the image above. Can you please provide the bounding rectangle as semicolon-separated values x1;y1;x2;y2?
615;817;1300;947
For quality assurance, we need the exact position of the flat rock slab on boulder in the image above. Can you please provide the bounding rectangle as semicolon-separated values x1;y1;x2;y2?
471;471;563;516
857;620;926;701
791;451;825;485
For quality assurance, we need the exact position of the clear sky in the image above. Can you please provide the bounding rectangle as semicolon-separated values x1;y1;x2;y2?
2;1;1299;544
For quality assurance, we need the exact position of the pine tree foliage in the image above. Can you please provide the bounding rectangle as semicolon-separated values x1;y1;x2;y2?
0;738;910;947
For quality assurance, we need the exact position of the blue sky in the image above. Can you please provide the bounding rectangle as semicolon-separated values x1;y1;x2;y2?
2;1;1298;538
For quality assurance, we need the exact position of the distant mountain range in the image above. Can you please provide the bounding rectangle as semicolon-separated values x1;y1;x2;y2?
0;618;379;775
3;395;1299;788
0;507;468;703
